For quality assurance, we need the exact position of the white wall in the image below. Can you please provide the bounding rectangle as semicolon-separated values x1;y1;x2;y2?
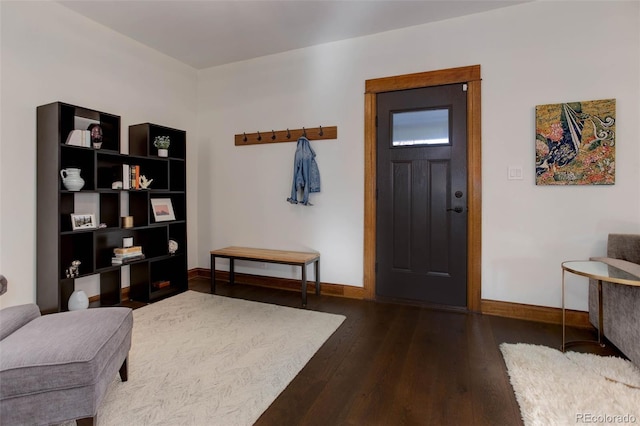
1;1;638;312
0;2;199;308
197;1;640;310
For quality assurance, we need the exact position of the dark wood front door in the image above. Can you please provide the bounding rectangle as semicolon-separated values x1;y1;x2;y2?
376;83;468;307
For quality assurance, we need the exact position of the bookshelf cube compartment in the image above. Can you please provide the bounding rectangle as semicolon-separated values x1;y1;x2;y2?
135;157;169;190
96;152;126;190
60;145;95;191
149;255;187;301
99;193;120;228
60;232;94;279
168;222;186;256
138;227;169;259
60;104;120;152
59;278;75;312
169;159;186;192
129;191;150;227
100;270;122;306
150;193;185;224
129;262;151;301
129;123;186;160
95;230;130;270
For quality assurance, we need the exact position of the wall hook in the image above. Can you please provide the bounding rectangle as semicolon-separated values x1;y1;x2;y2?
286;129;291;139
257;131;262;141
318;125;323;136
243;132;247;142
271;130;276;140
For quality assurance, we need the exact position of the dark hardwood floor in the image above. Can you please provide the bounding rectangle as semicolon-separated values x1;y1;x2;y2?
187;277;623;426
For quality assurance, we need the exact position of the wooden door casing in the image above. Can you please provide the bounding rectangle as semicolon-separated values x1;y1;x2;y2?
364;65;482;311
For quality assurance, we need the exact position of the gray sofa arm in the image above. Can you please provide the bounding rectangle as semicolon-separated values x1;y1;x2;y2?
0;304;41;341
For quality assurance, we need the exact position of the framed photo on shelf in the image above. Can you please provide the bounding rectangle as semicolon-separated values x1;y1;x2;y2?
150;198;176;222
71;213;96;230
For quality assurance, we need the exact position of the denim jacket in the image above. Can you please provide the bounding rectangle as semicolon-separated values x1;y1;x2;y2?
287;136;320;206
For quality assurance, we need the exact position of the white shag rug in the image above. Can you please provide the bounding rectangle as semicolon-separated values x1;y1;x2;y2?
500;343;640;426
92;291;345;425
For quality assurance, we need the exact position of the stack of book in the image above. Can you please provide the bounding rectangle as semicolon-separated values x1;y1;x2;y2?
112;246;145;265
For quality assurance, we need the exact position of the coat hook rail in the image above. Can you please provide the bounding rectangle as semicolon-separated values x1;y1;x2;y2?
235;126;337;146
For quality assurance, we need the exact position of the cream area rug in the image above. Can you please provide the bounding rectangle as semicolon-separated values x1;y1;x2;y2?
500;343;640;426
93;291;345;425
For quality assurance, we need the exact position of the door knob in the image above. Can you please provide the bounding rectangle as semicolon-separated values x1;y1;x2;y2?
447;207;463;213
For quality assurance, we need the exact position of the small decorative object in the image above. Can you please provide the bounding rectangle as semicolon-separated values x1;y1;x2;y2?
122;236;134;248
88;123;103;149
154;136;170;157
98;223;107;229
535;98;615;185
60;168;85;191
66;260;81;278
70;213;96;230
139;175;153;189
152;280;170;289
121;216;133;229
112;181;123;189
168;239;178;255
68;289;89;311
150;198;176;222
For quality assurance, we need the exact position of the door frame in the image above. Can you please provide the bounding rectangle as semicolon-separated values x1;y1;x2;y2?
363;65;482;311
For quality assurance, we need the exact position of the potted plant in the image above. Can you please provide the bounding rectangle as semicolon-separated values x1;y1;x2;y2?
154;136;171;157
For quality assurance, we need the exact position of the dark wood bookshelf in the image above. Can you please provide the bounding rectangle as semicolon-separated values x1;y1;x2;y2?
37;102;188;313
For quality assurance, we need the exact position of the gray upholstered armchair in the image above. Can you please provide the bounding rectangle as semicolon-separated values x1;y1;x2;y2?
589;234;640;366
0;275;133;425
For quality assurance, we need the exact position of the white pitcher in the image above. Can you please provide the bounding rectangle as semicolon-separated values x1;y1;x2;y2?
60;168;85;191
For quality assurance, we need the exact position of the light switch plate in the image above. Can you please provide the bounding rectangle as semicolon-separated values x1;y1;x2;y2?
508;166;523;180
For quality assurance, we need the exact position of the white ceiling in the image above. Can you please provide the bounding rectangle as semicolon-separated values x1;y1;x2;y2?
58;1;530;70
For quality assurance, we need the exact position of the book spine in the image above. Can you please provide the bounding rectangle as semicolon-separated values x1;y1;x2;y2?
111;254;145;264
113;245;142;254
123;165;130;190
113;252;143;258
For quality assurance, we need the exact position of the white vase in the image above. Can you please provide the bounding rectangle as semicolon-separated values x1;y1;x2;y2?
158;149;168;157
68;290;89;311
60;168;85;191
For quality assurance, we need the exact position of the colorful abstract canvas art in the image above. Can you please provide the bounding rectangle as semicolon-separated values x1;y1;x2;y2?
535;99;616;185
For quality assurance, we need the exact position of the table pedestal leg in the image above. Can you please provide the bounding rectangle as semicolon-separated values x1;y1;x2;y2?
597;279;604;347
562;269;566;352
562;270;606;351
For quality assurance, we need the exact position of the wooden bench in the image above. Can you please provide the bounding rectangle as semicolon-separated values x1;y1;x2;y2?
210;246;320;306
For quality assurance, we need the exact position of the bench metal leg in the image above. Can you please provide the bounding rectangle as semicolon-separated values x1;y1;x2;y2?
210;255;216;294
229;258;235;285
302;264;307;307
315;258;320;295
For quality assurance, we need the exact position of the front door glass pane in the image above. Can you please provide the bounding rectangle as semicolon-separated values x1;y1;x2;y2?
391;109;450;146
